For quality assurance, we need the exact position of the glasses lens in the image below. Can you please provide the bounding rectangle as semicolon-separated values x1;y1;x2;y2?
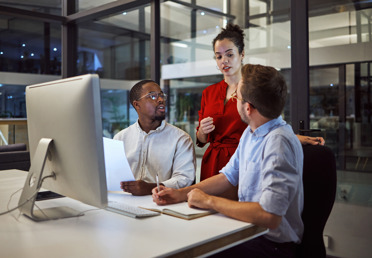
159;93;167;101
144;92;167;101
149;92;157;100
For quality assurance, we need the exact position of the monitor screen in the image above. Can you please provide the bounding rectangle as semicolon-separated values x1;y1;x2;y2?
19;74;108;221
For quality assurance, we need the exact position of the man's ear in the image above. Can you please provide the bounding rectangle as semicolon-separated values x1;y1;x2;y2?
246;102;254;115
133;100;140;111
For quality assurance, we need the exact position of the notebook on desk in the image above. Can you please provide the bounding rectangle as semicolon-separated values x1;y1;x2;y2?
107;193;215;220
139;201;216;220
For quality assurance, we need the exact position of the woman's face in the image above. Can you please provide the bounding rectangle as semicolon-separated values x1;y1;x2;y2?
214;38;244;78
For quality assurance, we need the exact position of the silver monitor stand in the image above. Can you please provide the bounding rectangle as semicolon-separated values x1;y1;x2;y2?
18;138;82;221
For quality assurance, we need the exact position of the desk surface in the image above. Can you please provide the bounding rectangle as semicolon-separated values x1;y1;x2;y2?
0;170;267;258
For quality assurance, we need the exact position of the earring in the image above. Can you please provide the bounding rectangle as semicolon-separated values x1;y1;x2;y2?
216;65;220;71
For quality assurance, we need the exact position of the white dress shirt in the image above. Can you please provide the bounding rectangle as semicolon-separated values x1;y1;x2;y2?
114;120;196;189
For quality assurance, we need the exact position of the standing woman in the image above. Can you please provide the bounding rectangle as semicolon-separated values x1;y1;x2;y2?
197;24;324;181
196;24;246;181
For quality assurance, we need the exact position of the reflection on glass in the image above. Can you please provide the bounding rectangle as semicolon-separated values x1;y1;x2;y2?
309;2;372;220
0;85;26;118
78;0;115;11
0;1;62;15
77;7;150;80
0;17;61;75
101;89;137;138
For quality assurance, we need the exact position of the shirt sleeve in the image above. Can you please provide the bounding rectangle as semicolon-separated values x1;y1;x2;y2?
196;90;207;148
161;133;196;189
259;134;302;216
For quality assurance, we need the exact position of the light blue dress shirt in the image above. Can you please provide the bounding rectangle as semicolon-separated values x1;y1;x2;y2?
221;116;304;244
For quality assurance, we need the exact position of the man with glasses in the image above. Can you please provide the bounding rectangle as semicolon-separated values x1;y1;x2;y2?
114;80;196;196
153;64;303;257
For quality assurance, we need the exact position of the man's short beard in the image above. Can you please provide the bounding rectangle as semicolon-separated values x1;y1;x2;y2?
155;114;165;121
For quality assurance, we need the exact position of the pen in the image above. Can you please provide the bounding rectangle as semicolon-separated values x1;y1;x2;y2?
156;174;160;192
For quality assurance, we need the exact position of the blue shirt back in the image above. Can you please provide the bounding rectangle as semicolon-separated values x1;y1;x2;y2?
221;116;304;243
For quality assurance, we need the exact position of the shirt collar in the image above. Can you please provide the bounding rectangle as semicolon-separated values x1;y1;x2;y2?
135;119;166;134
248;116;286;138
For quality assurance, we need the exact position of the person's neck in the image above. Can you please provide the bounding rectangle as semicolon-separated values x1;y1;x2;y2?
224;74;241;89
249;115;271;132
138;119;162;134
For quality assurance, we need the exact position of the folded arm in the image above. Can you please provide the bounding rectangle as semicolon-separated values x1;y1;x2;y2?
187;189;282;229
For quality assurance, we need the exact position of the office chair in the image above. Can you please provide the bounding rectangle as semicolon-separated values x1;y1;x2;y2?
297;144;337;258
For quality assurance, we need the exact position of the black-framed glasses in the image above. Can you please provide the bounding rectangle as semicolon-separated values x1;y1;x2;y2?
138;91;167;101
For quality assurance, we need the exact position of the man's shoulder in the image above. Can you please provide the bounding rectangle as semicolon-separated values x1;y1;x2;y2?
113;123;136;140
163;122;192;140
266;124;302;150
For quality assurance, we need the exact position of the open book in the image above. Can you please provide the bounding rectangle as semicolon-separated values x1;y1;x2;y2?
139;201;215;220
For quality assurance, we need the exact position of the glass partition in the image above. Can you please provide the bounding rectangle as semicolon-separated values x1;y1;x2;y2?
309;2;372;256
0;0;61;15
0;16;61;75
76;3;150;136
309;3;372;172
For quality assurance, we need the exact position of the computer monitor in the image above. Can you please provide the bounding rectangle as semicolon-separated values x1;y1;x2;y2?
18;74;108;221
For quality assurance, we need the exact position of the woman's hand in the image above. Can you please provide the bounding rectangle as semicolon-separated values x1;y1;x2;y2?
297;135;325;146
198;117;215;135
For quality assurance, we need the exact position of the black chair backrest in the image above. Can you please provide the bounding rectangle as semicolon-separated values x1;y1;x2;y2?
298;144;337;258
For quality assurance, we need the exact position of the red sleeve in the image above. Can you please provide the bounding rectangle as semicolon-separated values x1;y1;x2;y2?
196;89;207;147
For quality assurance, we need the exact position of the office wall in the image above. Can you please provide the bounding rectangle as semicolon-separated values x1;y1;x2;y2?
325;202;372;258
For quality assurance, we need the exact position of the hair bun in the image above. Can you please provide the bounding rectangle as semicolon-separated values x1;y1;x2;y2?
225;23;245;38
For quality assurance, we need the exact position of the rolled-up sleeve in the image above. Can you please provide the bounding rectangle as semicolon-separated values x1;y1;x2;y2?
259;135;302;216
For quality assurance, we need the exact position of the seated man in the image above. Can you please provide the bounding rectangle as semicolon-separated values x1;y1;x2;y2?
114;80;196;196
153;64;304;257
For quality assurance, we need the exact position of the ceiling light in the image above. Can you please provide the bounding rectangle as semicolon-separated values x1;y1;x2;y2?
171;42;188;48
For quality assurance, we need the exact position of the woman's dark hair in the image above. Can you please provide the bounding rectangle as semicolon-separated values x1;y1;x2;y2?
212;23;245;54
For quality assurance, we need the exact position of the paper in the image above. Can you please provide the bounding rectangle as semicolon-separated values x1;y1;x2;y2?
103;137;135;191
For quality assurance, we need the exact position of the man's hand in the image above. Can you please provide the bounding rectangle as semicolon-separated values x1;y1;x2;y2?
187;189;213;209
120;180;155;196
152;185;186;205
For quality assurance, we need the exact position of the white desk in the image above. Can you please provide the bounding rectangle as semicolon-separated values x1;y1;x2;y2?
0;170;267;258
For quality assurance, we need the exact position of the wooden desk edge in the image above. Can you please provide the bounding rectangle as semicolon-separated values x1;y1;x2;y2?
0;119;27;125
163;224;268;258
